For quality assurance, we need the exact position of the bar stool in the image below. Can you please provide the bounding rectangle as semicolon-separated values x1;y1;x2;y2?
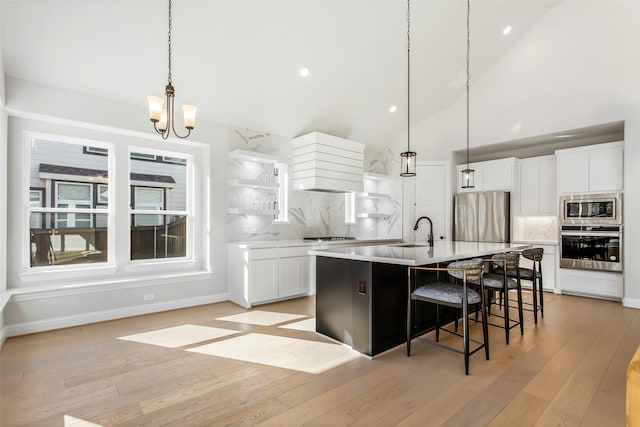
480;252;524;345
407;259;489;375
508;248;544;324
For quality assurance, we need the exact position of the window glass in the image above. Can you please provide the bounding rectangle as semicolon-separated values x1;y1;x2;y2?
29;138;109;267
129;152;189;260
29;190;44;229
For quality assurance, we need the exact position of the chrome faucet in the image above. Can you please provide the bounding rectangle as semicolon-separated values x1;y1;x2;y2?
414;216;434;247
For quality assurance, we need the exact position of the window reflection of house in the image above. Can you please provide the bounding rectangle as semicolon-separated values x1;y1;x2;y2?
29;139;188;267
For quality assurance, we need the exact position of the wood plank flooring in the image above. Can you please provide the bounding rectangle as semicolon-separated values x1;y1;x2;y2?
1;291;638;426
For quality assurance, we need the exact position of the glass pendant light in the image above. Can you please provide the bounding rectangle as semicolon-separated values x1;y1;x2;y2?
400;0;416;177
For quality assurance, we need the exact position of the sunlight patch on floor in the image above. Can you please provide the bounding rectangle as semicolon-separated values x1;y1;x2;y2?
278;317;316;332
118;324;240;348
215;310;306;326
187;333;362;374
64;415;103;427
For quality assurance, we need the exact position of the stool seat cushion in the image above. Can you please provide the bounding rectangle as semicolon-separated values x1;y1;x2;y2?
508;267;541;280
477;273;518;290
413;282;481;305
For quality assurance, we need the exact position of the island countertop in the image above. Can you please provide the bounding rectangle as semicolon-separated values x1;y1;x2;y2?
309;240;532;266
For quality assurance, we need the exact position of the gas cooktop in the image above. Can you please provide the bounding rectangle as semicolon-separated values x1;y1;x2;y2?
302;236;356;242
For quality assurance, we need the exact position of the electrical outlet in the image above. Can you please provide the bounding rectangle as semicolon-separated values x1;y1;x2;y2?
143;294;154;301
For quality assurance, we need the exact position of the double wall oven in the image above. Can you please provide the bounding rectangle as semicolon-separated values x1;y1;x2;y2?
559;192;622;272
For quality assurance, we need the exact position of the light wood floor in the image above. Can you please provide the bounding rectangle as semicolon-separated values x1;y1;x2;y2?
1;291;638;426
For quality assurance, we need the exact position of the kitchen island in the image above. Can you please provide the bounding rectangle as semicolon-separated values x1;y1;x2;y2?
309;240;530;356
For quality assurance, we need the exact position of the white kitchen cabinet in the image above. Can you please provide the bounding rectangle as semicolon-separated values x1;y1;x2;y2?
228;244;311;308
456;158;517;193
278;247;311;298
556;141;623;194
250;258;279;303
519;155;557;215
557;268;622;300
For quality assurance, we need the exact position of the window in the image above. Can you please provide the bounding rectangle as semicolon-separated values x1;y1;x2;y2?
28;138;109;267
24;132;201;278
129;151;188;261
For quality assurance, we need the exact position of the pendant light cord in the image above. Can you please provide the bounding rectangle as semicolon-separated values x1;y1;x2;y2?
466;0;470;167
168;0;173;85
407;0;411;153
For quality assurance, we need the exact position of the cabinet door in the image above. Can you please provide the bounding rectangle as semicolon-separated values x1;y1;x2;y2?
484;160;513;191
589;146;623;192
279;256;311;298
250;259;279;303
538;157;557;214
519;159;539;214
556;151;589;194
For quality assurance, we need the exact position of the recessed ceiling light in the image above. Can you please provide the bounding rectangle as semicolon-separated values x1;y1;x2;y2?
299;67;310;78
502;26;512;36
556;134;575;138
389;105;397;113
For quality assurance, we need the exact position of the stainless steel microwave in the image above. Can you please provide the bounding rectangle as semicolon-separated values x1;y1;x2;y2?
560;192;622;225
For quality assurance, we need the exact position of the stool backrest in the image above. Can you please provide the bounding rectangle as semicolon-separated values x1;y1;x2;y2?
522;247;544;261
447;259;484;281
491;251;520;270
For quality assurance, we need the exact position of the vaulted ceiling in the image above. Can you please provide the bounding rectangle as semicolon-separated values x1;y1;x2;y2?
1;0;560;151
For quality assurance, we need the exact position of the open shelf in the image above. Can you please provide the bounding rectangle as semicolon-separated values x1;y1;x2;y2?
358;192;389;199
228;149;280;164
356;213;390;219
227;208;279;216
228;179;279;190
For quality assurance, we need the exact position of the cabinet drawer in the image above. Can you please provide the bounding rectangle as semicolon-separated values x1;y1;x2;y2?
249;248;278;260
279;246;310;258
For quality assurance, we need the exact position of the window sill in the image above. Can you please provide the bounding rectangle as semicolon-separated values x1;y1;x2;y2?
18;264;119;283
124;258;198;274
10;269;213;300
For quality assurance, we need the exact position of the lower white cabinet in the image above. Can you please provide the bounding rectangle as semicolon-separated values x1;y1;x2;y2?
229;244;311;308
278;248;311;299
557;268;623;300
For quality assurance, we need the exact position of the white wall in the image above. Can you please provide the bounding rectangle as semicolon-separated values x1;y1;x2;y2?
392;1;640;307
2;78;232;335
0;0;8;347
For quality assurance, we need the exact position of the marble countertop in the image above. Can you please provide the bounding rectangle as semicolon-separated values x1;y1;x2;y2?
308;240;532;266
227;238;401;249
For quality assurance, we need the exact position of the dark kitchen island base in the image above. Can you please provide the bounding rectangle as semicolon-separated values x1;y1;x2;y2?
315;256;449;357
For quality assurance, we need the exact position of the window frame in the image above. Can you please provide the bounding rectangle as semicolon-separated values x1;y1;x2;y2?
128;147;193;264
19;130;205;285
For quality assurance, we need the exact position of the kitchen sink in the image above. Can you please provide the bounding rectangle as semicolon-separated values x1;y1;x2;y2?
392;243;430;248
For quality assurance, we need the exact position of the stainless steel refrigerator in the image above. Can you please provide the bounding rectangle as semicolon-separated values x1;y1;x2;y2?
453;191;511;243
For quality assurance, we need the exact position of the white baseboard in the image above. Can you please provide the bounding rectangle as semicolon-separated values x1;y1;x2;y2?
4;292;230;337
622;297;640;309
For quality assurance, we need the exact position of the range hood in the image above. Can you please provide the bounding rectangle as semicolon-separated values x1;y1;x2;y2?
292;132;365;193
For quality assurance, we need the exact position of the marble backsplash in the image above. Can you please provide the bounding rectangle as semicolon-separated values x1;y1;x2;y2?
226;128;402;242
512;216;559;243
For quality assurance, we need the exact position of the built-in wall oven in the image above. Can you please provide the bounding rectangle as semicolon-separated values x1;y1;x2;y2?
559;193;622;272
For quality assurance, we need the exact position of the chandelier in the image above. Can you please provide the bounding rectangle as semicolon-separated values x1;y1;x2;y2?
400;0;416;177
147;0;197;139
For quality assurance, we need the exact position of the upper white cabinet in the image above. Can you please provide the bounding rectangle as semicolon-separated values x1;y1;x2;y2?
519;155;557;215
456;158;518;193
556;141;623;194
